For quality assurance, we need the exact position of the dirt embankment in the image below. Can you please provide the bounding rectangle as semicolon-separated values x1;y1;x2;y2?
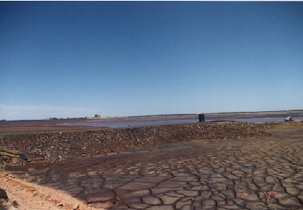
0;173;98;210
0;122;276;167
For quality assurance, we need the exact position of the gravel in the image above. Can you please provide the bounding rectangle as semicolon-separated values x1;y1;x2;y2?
0;122;273;166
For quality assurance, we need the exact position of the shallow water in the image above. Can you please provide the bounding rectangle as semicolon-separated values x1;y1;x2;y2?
59;116;303;128
235;116;303;123
60;118;197;128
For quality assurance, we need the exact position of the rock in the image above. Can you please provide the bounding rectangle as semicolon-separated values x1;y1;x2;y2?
12;200;18;208
0;188;8;200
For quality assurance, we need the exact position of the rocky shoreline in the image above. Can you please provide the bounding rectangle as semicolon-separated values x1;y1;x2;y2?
0;122;276;168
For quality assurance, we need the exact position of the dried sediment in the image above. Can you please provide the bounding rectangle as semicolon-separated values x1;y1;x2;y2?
0;122;272;165
5;126;303;210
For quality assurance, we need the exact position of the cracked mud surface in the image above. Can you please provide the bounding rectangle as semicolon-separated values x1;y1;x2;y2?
7;127;303;210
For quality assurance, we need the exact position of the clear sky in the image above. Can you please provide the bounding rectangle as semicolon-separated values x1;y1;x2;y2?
1;2;303;120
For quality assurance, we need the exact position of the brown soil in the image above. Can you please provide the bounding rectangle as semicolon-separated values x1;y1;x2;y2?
0;173;98;210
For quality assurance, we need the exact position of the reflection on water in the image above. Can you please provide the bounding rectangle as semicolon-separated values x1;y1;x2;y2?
61;119;197;128
60;116;303;128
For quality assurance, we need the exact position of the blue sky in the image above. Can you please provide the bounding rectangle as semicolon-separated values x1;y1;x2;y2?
1;2;303;120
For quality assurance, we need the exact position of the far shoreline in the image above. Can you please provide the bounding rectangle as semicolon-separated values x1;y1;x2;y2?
1;109;302;128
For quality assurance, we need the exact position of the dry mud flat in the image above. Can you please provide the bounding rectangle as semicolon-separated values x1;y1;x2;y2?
1;122;303;210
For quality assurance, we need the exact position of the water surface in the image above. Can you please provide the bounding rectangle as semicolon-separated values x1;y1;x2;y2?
60;116;303;128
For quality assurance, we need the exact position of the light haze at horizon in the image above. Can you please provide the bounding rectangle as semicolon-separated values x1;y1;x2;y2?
1;2;303;120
